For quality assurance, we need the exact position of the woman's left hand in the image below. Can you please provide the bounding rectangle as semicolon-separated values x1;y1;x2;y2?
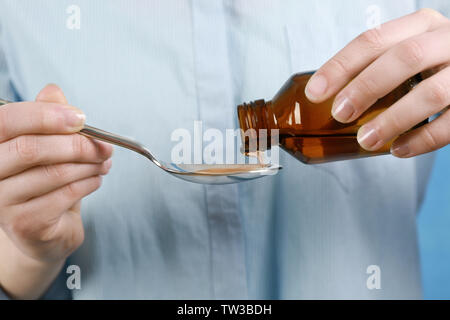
305;8;450;158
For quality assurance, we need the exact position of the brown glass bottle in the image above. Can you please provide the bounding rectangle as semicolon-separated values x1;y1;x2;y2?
237;71;423;164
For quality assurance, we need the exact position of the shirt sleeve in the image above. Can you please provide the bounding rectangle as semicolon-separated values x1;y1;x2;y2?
0;287;11;300
0;19;19;101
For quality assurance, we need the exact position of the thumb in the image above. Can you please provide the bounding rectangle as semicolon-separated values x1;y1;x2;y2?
35;84;69;104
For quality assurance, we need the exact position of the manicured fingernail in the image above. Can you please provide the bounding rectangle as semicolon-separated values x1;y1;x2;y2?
332;96;355;123
305;74;328;100
63;106;85;129
391;143;411;158
357;126;382;150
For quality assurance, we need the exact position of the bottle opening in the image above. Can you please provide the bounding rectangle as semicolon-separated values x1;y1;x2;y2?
237;99;273;155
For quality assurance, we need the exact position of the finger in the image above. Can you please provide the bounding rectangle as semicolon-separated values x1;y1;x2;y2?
332;26;450;123
4;176;103;241
36;84;69;104
34;84;114;158
0;134;113;179
35;84;84;217
391;109;450;157
305;8;448;102
421;62;450;79
357;67;450;151
35;84;90;217
0;159;112;205
0;101;85;143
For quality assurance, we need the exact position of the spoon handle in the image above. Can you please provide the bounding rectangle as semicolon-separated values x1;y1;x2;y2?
0;98;156;162
79;125;154;161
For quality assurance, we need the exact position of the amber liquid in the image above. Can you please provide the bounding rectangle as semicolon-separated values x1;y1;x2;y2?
238;72;422;164
191;151;267;175
192;163;266;175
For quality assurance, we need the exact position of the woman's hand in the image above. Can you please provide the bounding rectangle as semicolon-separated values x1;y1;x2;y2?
305;8;450;158
0;84;113;299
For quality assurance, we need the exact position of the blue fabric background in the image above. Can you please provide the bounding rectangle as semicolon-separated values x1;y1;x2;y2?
418;146;450;299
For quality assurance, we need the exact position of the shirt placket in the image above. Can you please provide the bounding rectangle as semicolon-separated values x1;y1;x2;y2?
191;0;248;299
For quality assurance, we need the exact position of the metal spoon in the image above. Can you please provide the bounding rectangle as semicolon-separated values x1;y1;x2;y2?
0;99;281;184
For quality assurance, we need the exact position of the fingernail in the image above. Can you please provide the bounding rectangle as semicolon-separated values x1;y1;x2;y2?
305;74;328;100
332;96;355;123
357;126;382;150
391;143;411;158
103;158;113;172
63;106;86;129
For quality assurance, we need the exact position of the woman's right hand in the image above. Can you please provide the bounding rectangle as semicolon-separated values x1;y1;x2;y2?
0;84;113;299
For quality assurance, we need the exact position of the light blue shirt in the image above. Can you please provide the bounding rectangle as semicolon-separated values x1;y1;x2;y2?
0;0;447;299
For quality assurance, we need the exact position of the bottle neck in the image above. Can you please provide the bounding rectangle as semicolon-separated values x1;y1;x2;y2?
237;99;277;153
407;73;423;91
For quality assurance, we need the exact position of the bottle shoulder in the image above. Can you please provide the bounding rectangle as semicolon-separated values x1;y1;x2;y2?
291;71;315;79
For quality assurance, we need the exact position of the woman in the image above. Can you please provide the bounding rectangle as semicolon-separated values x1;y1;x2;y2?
0;0;448;299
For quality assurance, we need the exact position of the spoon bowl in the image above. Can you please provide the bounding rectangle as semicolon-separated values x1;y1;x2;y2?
166;163;281;184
